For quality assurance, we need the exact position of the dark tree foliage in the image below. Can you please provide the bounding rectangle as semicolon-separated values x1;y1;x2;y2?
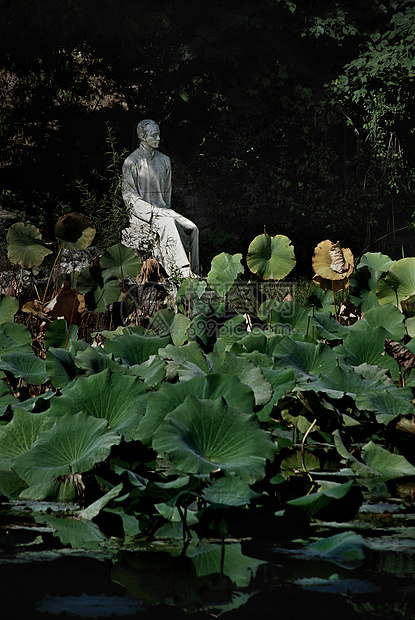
0;0;414;271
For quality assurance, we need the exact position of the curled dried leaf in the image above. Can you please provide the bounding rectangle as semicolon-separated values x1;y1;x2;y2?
384;339;415;371
22;299;46;317
329;241;350;274
312;240;354;281
136;258;167;284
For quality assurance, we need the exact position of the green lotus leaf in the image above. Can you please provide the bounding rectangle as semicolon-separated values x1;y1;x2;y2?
154;500;199;539
93;274;122;312
0;409;53;472
44;319;79;350
55;212;96;250
0;352;48;384
10;391;55;412
355;388;414;425
76;265;103;294
353;362;396;386
47;369;150;440
215;315;255;348
186;313;211;348
297;365;380;399
273;337;342;381
258;299;309;335
158;341;210;381
177;278;208;316
78;483;123;520
350;252;394;311
309;311;350;341
230;346;274;371
130;355;165;387
187;542;264;587
76;267;121;312
230;329;279;357
150;309;191;346
138;374;255;445
0;379;10;397
100;243;141;278
95;325;130;340
105;507;141;538
376;257;415;307
333;430;378;477
0;394;18;418
45;347;78;389
207;252;244;297
74;345;128;376
246;233;295;280
350;286;379;312
6;222;53;268
13;411;121;485
0;321;32;355
0;409;55;498
286;481;354;519
333;327;399;377
256;367;296;422
349;304;405;341
152;395;275;481
358;252;395;284
304;531;367;570
280;448;320;472
36;513;107;548
208;347;272;406
202;476;261;508
104;331;171;366
0;294;19;323
362;441;415;477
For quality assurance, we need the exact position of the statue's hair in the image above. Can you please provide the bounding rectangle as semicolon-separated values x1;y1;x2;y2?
137;119;158;141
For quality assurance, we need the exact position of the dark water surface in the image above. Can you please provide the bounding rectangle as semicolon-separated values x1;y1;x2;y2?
1;502;415;620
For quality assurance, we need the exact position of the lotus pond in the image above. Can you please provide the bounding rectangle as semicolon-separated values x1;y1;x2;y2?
2;494;415;619
3;226;415;617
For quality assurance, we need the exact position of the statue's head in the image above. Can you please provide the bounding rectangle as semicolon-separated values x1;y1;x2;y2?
137;119;160;147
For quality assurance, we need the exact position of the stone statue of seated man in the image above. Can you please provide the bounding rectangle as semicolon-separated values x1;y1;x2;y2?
121;119;199;277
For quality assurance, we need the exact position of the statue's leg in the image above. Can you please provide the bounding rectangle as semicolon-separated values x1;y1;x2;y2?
122;210;162;261
153;209;199;277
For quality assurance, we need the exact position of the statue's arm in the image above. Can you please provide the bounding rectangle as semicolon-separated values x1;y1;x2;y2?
164;157;172;209
122;158;151;213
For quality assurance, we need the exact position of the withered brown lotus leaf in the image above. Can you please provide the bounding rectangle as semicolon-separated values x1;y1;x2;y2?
312;240;354;281
384;339;415;371
312;274;351;292
46;281;85;325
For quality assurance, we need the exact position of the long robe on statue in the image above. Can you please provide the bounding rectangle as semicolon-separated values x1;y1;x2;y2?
121;143;199;276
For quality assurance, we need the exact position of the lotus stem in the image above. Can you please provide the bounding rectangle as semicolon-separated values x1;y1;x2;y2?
118;243;125;294
42;246;62;305
311;305;315;340
306;313;310;337
220;532;225;579
33;283;42;302
274;278;280;301
332;281;338;322
301;418;317;483
177;502;192;543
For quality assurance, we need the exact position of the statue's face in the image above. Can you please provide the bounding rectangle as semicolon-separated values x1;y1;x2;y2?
144;124;160;149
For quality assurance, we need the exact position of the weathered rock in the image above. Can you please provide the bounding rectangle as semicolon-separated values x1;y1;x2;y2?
0;246;103;297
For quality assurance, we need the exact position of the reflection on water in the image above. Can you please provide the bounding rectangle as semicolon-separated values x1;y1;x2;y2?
2;505;415;619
